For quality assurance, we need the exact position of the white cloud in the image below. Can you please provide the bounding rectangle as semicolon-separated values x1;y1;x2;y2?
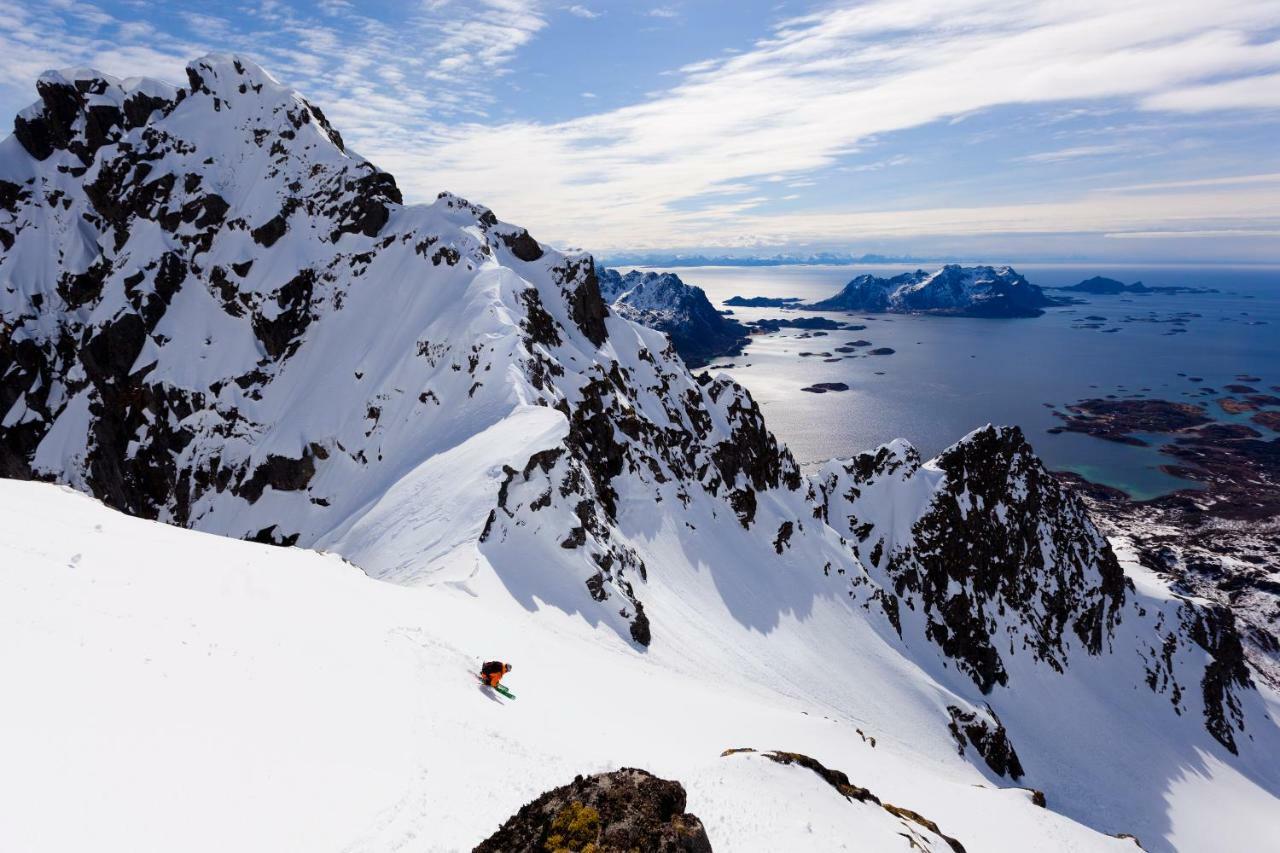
367;0;1280;249
564;4;600;19
2;0;1277;254
1017;144;1133;163
1099;172;1280;193
1105;228;1280;238
1142;71;1280;111
847;154;913;172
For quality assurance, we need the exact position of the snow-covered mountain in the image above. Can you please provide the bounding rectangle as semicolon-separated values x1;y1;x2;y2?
807;265;1056;317
595;265;748;366
2;55;1278;852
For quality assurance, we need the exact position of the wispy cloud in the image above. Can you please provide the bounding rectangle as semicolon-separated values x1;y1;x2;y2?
1142;71;1280;112
386;0;1280;248
1;0;1277;255
1017;144;1134;163
1099;172;1280;193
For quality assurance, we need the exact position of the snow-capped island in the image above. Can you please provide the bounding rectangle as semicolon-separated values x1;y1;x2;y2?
725;265;1063;317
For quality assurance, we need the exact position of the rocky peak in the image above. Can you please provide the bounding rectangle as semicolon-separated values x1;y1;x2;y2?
1;56;1266;762
594;265;748;367
818;425;1128;692
808;264;1052;317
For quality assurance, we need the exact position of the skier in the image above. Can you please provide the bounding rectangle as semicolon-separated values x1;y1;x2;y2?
479;660;512;688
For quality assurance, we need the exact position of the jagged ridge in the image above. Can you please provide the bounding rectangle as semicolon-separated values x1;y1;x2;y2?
0;54;1267;768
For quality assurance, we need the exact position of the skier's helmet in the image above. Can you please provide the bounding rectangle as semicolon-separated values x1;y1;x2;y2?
504;663;513;673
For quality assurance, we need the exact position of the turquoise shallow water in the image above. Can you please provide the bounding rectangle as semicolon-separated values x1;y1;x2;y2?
639;264;1280;499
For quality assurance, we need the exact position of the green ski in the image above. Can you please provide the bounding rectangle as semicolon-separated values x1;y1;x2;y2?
475;672;516;699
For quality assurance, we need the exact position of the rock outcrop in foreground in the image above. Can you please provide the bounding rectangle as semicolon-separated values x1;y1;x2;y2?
474;768;712;853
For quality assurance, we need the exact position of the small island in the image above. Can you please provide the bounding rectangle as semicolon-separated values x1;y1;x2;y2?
1055;276;1217;295
724;295;804;307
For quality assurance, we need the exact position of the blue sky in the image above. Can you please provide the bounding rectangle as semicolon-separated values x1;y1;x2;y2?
2;0;1279;261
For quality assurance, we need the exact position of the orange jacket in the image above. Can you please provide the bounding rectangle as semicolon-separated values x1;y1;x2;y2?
480;661;506;686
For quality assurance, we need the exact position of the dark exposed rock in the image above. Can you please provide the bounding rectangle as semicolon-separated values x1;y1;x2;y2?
1054;399;1212;445
562;259;609;347
1182;602;1253;754
252;268;316;359
946;705;1025;779
474;768;711;853
0;179;28;212
725;750;966;853
815;428;1128;696
329;168;400;241
1252;410;1280;431
181;192;230;230
500;228;544;262
773;520;794;553
629;602;652;646
595;266;750;368
122;91;173;128
81;313;148;384
251;201;296;247
248;524;301;547
759;750;880;804
518;287;562;349
912;427;1125;692
236;448;318;504
57;258;111;309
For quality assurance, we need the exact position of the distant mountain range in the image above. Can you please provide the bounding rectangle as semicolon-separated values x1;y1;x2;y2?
600;251;928;267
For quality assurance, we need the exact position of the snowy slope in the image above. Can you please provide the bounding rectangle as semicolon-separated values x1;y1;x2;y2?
2;55;1279;852
0;479;1185;853
807;265;1055;317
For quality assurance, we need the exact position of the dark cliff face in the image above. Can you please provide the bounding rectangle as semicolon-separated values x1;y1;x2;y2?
0;58;404;526
907;426;1128;692
811;425;1259;754
595;266;749;367
818;427;1127;694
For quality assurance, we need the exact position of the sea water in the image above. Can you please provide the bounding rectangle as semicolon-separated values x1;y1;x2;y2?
638;264;1280;500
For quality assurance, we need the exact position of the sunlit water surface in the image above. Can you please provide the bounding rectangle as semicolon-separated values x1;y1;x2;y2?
634;264;1280;500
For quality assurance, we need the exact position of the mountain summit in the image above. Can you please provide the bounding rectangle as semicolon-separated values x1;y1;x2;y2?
807;264;1056;317
2;55;1277;851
